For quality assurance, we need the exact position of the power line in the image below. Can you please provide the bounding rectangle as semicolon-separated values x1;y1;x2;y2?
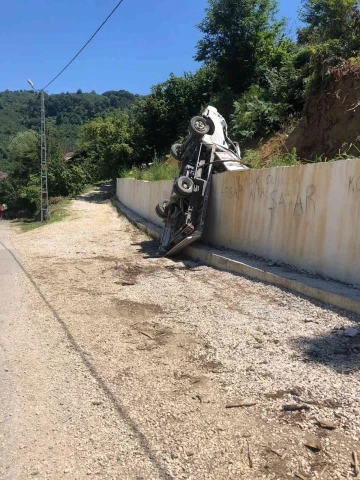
42;0;125;90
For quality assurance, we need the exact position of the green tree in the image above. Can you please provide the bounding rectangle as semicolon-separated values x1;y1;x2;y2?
76;112;133;178
0;178;18;209
231;39;307;138
47;131;71;196
19;174;41;213
132;66;216;161
8;130;39;179
0;88;138;161
299;0;360;46
195;0;288;95
232;85;289;138
297;0;360;93
0;130;39;212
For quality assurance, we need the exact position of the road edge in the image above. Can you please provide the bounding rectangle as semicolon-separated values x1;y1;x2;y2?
113;199;360;315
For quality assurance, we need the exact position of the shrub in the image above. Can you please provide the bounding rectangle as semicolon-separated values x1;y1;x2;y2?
231;85;289;139
120;157;179;182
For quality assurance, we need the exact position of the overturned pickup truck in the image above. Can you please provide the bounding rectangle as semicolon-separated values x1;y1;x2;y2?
155;106;248;256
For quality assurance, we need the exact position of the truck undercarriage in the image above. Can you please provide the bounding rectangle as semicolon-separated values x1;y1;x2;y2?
155;106;248;256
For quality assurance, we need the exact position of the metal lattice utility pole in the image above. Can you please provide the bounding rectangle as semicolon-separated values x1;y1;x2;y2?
40;90;49;222
27;79;49;222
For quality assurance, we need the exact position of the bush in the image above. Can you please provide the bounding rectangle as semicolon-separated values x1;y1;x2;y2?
242;147;299;168
241;149;262;169
120;157;179;182
231;85;289;139
270;149;299;167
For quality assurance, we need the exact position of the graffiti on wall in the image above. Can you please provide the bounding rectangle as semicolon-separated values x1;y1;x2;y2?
269;185;316;215
221;173;317;216
348;175;360;194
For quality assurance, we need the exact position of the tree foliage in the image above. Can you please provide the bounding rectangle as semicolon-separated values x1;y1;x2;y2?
299;0;360;45
0;129;89;214
2;0;360;216
76;112;133;179
0;89;138;160
132;66;216;161
297;0;360;93
195;0;289;95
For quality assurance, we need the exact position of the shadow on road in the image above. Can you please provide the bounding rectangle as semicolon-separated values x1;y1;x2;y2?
133;238;360;374
75;181;115;204
113;195;360;375
292;319;360;373
130;238;198;268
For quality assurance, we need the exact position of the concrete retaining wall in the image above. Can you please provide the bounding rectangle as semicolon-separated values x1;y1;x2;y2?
117;159;360;285
116;178;173;228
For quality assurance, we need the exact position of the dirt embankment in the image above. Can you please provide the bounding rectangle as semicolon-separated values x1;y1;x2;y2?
286;62;360;160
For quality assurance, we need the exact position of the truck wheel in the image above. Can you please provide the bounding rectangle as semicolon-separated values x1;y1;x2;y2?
170;143;182;161
175;176;194;197
189;116;210;136
155;200;169;219
205;117;215;135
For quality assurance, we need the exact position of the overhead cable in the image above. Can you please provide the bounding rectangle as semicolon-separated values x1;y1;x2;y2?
42;0;125;90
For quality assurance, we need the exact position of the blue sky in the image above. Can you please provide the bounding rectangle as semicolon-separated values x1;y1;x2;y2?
1;0;302;95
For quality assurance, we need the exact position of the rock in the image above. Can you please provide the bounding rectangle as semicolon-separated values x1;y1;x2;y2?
344;327;358;337
316;419;336;430
305;436;322;452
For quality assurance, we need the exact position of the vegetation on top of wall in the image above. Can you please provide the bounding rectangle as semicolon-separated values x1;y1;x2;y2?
120;158;180;182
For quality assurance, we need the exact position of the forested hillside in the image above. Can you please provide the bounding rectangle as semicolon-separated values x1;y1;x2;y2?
0;89;138;168
1;0;360;218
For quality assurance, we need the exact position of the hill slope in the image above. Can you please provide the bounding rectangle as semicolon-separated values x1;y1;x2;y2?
285;62;360;160
0;89;139;167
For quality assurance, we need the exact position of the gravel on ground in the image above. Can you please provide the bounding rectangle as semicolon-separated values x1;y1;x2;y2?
1;184;359;479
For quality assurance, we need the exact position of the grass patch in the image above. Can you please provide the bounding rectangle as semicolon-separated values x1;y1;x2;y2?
120;158;179;181
242;147;300;168
242;149;262;168
270;149;300;167
15;198;72;232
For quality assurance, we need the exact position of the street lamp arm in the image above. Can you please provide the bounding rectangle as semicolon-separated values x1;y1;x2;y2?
27;79;36;91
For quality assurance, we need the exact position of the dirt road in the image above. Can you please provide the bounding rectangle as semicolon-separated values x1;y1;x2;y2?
1;185;359;479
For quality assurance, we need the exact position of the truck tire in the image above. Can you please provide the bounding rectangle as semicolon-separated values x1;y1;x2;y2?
189;116;210;136
170;143;182;161
155;200;169;219
174;176;194;197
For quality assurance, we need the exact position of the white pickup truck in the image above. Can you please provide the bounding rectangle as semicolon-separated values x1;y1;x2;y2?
156;106;248;256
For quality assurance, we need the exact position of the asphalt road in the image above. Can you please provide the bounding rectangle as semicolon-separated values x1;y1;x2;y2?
0;221;22;479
